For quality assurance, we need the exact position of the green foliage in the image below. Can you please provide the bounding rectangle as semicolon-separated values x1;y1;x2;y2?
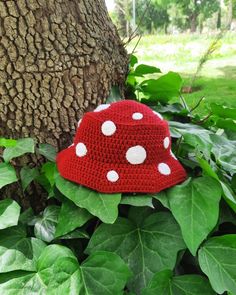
0;163;17;189
56;176;121;224
112;0;220;35
3;138;34;163
0;245;131;295
34;206;60;243
199;235;236;294
142;269;215;295
0;56;236;294
167;177;222;255
127;59;182;102
86;209;186;294
0;199;20;230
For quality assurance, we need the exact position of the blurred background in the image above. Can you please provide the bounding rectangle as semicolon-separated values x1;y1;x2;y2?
105;0;236;112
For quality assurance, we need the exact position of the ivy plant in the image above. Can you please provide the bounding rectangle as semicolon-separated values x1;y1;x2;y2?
0;55;236;294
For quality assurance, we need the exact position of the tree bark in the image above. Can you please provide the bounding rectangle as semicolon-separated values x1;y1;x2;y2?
227;0;233;29
190;12;198;33
189;0;198;33
0;0;128;150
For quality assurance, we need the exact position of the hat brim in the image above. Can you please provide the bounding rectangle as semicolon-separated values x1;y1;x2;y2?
56;146;187;194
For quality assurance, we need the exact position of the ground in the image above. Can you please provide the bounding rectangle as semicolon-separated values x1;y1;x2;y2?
127;33;236;114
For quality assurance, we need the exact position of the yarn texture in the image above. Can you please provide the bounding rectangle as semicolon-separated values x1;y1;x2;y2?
56;100;187;193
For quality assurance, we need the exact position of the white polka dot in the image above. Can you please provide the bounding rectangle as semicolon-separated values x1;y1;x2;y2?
170;150;177;160
126;145;147;165
77;119;82;127
132;112;143;120
101;120;116;136
107;170;119;182
94;104;110;112
163;137;170;149
76;143;87;157
158;163;171;175
153;111;163;120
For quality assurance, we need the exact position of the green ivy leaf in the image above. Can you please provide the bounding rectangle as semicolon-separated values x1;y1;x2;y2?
0;245;132;295
167;177;222;256
56;176;121;224
210;134;236;174
0;226;46;273
197;155;236;212
153;103;185;115
130;54;138;67
215;118;236;132
120;195;154;208
34;206;60;242
86;208;186;294
211;103;236;120
78;251;132;295
55;199;92;238
140;72;182;102
3;138;35;162
199;235;236;294
142;269;215;295
0;163;18;189
19;208;35;225
133;64;161;77
0;199;20;230
38;143;57;162
41;162;58;186
169;121;213;153
20;167;39;191
0;138;17;148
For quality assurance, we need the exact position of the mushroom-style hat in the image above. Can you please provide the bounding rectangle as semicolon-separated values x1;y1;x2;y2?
56;100;187;193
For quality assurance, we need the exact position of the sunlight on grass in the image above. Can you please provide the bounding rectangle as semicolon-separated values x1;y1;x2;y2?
127;33;236;114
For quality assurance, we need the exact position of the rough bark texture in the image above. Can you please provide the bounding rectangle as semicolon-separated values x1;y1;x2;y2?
0;0;128;150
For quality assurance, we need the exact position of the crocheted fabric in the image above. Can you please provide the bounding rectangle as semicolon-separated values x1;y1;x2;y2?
56;100;187;193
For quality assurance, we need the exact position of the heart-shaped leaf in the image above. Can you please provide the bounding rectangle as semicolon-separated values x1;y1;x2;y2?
0;245;132;295
199;235;236;294
0;163;18;189
140;72;182;102
133;64;161;77
0;226;46;273
56;176;121;224
0;199;20;230
86;208;186;294
34;206;60;242
3;138;35;162
55;199;92;238
38;143;57;162
167;177;222;255
169;121;213;154
142;269;215;295
20;167;39;191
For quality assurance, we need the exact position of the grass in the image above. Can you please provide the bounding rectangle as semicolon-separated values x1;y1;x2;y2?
126;33;236;114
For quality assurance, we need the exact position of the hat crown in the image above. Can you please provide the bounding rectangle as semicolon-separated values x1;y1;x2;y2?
74;100;170;165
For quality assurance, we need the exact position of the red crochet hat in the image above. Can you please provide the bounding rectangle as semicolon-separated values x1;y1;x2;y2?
56;100;187;193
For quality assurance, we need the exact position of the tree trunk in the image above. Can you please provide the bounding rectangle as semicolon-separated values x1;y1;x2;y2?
190;12;198;33
217;5;221;30
189;0;198;33
227;0;233;29
0;0;128;150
